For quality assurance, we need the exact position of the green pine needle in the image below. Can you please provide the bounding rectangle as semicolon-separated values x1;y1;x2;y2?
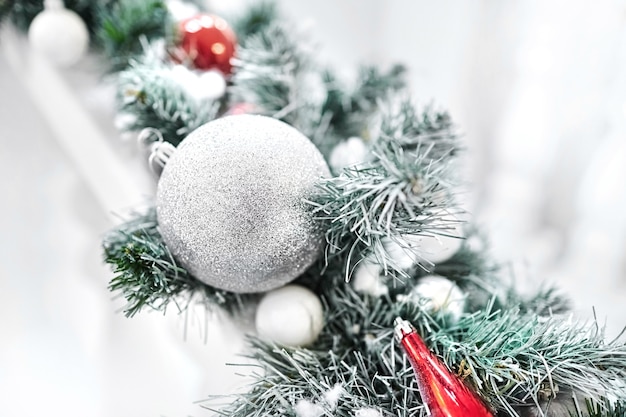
580;398;626;417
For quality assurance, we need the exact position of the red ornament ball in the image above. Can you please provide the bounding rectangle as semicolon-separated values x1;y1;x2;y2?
177;14;236;74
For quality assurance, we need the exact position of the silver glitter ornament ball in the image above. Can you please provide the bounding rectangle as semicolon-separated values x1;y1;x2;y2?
156;115;330;293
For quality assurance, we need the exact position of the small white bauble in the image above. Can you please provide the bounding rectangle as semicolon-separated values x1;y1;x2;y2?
196;70;227;101
170;64;199;92
170;66;226;102
28;0;89;68
166;0;200;21
329;137;369;172
255;285;324;347
409;275;465;321
383;224;463;268
383;236;420;270
352;257;388;296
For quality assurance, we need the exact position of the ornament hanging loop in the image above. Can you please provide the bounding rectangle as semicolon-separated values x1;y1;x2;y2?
138;128;176;176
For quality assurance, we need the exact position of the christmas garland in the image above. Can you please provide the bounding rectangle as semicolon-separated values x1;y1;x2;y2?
4;1;626;416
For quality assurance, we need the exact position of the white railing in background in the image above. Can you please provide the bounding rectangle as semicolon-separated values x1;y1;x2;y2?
1;26;154;223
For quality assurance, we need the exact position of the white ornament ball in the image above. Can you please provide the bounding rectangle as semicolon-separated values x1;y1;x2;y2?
156;115;330;293
170;64;199;93
329;137;369;172
196;70;227;101
28;2;89;68
170;66;226;102
166;0;200;21
409;275;465;320
383;224;463;268
255;285;324;347
352;257;388;296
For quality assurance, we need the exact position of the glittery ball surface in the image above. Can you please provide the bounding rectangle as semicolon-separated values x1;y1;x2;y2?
156;115;330;293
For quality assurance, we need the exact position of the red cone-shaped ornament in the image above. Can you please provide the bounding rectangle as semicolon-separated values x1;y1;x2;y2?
394;318;494;417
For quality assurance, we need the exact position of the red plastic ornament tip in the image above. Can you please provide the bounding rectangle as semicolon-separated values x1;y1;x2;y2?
394;318;494;417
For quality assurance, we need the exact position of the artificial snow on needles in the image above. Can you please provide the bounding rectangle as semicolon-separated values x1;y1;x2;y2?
323;384;345;410
294;400;324;417
354;408;383;417
294;385;344;417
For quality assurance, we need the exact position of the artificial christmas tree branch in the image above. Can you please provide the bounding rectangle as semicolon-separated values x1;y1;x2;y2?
117;50;220;146
103;208;255;317
4;1;626;416
310;126;462;280
96;0;169;70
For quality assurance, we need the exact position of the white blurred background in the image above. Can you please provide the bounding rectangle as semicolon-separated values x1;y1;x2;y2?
1;0;625;416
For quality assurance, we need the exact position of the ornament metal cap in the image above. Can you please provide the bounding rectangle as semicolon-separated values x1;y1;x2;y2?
394;317;414;342
44;0;64;10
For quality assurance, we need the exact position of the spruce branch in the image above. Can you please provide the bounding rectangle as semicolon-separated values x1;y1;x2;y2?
322;64;407;141
231;1;279;43
229;23;309;123
501;284;571;316
216;275;626;417
228;21;340;155
103;208;255;317
437;308;626;416
117;53;219;145
309;115;461;280
229;17;409;160
378;97;459;161
95;0;169;71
